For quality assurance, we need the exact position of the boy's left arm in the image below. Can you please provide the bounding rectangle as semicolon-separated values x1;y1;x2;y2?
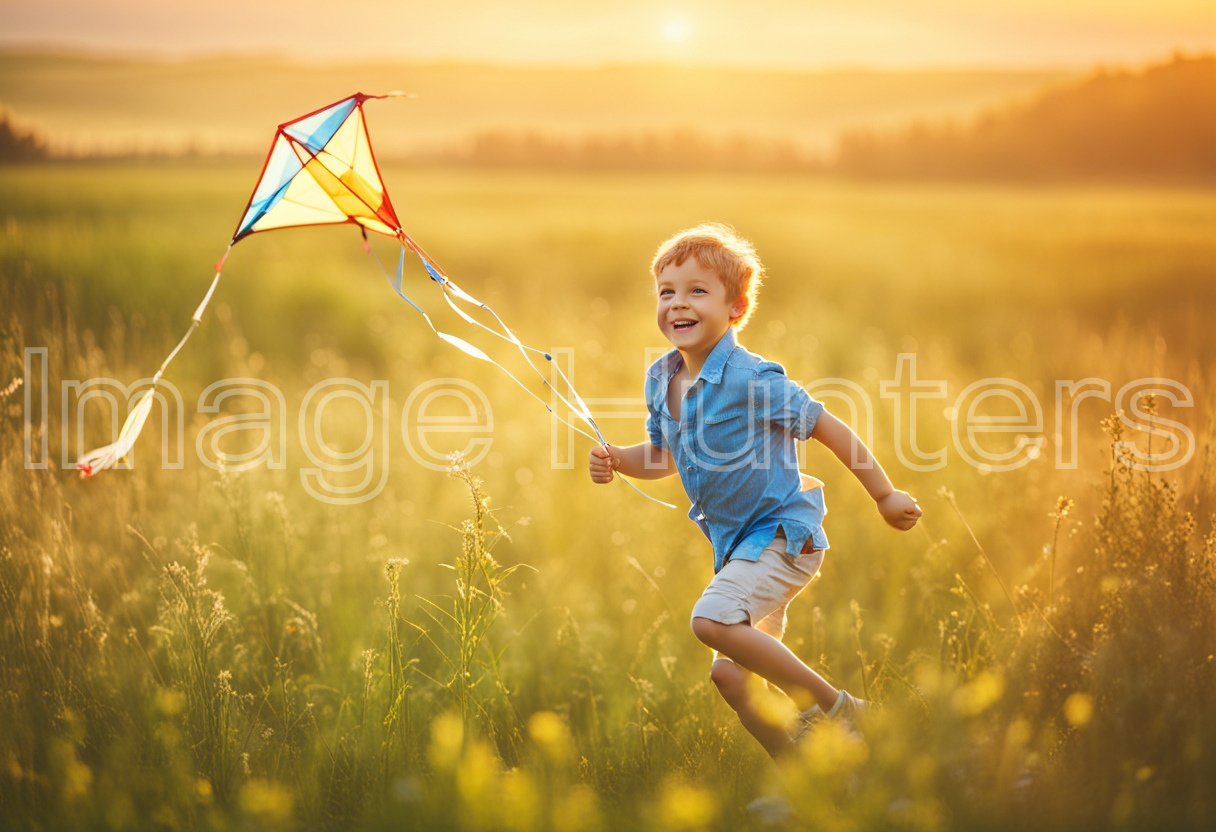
810;411;922;531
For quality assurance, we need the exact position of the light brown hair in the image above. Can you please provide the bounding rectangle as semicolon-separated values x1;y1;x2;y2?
651;223;764;331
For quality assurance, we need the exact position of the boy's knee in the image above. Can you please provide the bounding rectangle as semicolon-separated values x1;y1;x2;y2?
709;658;749;703
690;615;720;646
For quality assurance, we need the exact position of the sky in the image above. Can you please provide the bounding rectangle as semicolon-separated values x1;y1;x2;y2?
2;0;1215;69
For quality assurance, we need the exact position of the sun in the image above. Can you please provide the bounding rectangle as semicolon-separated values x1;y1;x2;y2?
661;14;692;44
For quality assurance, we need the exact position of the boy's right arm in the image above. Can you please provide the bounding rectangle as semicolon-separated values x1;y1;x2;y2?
590;369;675;483
589;442;676;482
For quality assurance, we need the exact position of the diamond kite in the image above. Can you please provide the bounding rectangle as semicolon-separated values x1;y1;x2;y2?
76;93;670;507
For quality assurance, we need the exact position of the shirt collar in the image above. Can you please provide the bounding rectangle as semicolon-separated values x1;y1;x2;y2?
647;327;737;386
697;327;737;385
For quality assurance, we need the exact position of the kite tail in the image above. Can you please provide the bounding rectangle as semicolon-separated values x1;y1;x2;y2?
75;389;157;478
77;245;232;478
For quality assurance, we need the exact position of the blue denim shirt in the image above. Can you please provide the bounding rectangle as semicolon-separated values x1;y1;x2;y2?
645;328;830;574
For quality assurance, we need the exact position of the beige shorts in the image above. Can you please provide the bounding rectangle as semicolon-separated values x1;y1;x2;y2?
690;533;825;660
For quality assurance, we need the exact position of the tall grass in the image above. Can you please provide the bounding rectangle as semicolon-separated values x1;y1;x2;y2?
2;163;1215;829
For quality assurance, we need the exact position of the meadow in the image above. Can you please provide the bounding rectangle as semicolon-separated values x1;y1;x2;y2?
1;161;1215;830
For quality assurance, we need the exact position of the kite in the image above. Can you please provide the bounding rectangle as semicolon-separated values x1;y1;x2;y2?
76;92;672;507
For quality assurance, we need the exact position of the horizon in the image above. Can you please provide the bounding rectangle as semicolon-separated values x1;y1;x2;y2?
1;43;1210;78
0;44;1086;75
3;0;1216;71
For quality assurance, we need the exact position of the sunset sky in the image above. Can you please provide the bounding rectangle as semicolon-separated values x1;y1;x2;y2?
2;0;1215;68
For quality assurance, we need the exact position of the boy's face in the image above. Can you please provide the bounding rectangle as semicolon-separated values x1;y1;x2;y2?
655;257;746;357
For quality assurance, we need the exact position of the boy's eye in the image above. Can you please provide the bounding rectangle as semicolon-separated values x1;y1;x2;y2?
692;288;706;294
659;289;673;296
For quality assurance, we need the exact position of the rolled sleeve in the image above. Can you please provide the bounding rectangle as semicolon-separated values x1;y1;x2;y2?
754;362;825;441
644;375;665;449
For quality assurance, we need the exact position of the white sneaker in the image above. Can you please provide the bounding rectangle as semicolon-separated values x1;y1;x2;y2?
837;689;871;722
791;689;873;745
790;703;826;744
745;793;793;825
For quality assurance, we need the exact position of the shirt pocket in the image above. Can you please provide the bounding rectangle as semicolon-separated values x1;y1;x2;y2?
693;411;756;468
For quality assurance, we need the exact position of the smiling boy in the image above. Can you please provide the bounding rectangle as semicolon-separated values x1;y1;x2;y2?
588;223;921;759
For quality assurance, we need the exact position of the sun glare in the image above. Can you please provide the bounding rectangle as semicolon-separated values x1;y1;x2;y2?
661;14;692;44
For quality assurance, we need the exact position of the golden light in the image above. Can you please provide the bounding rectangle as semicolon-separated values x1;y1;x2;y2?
661;14;692;44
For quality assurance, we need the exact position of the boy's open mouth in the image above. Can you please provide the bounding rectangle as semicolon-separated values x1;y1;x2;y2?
672;320;698;331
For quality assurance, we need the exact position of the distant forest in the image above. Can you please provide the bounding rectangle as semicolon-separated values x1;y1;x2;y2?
390;53;1216;181
431;130;811;173
0;114;47;162
835;54;1216;181
4;54;1214;180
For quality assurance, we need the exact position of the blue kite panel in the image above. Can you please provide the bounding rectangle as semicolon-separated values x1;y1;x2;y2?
235;135;304;239
283;97;358;155
235;179;295;240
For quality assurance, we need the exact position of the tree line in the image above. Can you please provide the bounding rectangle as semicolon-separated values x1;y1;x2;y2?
5;53;1213;180
0;113;48;162
834;53;1216;181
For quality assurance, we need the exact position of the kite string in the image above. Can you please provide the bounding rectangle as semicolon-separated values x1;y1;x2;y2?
437;281;677;510
437;281;606;442
409;247;607;444
363;240;604;446
279;95;599;447
400;244;606;440
379;242;676;510
290;115;613;454
288;104;589;434
284;116;617;461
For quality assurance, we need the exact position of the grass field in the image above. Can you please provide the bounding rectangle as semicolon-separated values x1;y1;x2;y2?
2;162;1215;830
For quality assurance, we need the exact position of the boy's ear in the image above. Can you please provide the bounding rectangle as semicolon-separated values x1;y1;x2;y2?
730;297;748;321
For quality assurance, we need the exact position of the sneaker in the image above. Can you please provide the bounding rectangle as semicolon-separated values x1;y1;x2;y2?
837;689;870;724
789;703;826;744
745;793;793;825
791;690;874;745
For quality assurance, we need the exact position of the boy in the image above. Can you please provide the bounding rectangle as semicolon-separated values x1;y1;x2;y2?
588;223;921;760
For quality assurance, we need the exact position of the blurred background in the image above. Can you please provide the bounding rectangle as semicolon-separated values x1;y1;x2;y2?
2;2;1215;830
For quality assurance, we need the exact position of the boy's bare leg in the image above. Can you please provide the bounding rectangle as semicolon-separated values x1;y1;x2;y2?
709;613;799;759
693;617;840;713
711;658;798;759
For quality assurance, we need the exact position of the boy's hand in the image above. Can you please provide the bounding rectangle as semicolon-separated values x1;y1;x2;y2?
878;490;921;530
589;445;619;484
